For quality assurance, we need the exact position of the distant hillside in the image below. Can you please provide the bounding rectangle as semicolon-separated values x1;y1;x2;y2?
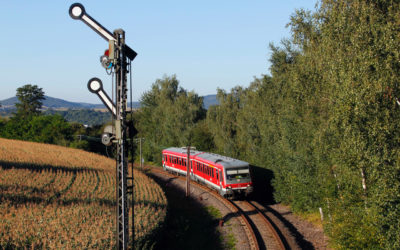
0;94;218;110
203;94;218;109
0;96;140;109
44;109;112;126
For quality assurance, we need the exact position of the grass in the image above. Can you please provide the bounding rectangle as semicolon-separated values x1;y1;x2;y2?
296;210;324;229
224;229;237;250
206;205;222;219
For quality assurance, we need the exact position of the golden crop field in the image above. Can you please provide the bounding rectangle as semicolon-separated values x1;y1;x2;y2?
0;138;167;249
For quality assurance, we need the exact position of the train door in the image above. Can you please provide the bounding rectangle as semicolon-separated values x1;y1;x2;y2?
218;169;222;190
189;159;194;179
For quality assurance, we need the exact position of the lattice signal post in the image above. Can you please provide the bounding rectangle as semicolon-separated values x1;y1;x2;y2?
69;3;137;249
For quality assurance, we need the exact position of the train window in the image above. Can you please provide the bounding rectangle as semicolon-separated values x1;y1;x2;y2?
216;170;219;180
212;169;214;178
226;168;250;180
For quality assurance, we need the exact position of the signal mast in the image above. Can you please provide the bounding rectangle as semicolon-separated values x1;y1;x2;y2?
69;3;137;249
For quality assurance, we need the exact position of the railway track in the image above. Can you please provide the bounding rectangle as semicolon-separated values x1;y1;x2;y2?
148;166;286;250
230;200;286;250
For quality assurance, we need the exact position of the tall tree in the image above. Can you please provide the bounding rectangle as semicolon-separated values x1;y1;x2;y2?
15;84;45;118
136;75;206;163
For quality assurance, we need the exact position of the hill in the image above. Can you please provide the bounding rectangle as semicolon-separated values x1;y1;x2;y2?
0;95;140;109
0;94;218;110
0;138;167;248
202;94;218;109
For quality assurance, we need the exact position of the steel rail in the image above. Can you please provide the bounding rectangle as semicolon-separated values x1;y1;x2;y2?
149;166;259;250
244;200;286;250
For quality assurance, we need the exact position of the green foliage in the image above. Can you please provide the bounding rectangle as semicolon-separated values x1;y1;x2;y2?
69;139;90;150
1;114;73;145
190;120;215;152
202;1;400;248
45;109;112;126
14;84;45;118
136;75;208;164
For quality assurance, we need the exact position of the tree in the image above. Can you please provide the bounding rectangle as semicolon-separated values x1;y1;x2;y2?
136;75;206;163
15;84;45;118
1;114;73;145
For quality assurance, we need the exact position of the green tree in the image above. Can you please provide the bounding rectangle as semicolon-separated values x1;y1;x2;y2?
1;114;73;145
137;75;206;163
204;1;400;248
15;84;45;118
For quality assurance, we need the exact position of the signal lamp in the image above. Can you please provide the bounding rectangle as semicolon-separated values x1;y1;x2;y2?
100;49;113;69
69;3;85;20
102;133;114;146
100;55;112;69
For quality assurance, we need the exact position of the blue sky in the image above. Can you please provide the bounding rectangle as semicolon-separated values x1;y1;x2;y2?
0;1;317;103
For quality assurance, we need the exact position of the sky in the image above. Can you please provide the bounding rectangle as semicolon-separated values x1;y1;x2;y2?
0;1;317;104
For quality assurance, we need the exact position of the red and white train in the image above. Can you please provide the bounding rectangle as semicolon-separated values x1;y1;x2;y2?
162;147;253;198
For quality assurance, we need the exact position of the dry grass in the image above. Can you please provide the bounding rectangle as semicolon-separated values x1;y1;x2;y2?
0;138;167;249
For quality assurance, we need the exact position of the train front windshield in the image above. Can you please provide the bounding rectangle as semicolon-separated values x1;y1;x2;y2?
226;167;251;183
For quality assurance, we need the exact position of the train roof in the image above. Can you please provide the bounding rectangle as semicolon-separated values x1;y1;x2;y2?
197;152;249;168
163;147;203;156
163;147;249;169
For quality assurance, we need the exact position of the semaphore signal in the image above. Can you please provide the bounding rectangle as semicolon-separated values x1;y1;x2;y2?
69;3;137;249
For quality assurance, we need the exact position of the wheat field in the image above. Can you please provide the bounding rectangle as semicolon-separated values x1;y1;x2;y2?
0;138;167;249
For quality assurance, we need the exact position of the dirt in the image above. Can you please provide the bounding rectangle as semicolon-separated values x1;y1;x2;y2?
268;203;330;250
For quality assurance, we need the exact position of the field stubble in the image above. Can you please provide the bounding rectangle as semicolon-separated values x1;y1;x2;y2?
0;138;167;249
